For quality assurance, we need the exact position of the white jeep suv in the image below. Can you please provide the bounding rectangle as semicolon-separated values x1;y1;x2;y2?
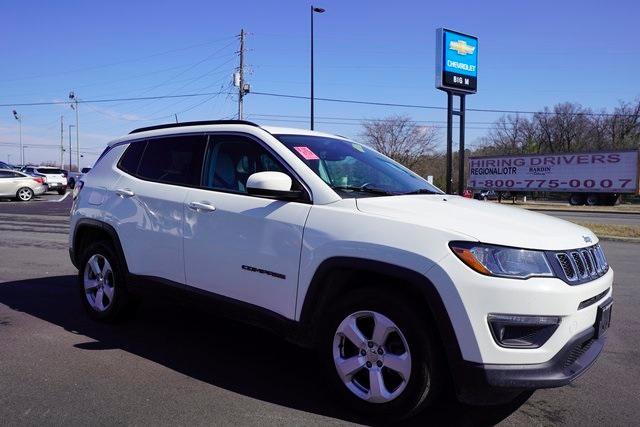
69;120;613;420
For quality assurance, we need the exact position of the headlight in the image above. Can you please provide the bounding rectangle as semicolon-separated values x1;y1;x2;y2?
449;241;554;279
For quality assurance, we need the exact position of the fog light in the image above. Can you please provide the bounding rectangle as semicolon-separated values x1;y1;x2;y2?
488;314;561;349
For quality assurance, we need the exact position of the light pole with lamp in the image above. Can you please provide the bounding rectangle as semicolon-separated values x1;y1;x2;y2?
310;5;325;130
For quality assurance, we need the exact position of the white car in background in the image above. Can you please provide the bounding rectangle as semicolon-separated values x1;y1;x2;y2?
21;166;68;195
0;169;46;201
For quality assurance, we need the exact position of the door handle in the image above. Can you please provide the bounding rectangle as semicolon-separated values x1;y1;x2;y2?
115;188;135;198
188;201;216;212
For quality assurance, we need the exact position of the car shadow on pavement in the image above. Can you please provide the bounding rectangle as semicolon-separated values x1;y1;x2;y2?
0;275;531;426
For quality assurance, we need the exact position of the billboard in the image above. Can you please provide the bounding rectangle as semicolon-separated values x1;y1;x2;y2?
436;28;478;93
468;150;639;193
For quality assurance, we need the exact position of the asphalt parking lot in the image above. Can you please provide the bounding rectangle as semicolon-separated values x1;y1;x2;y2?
1;200;639;425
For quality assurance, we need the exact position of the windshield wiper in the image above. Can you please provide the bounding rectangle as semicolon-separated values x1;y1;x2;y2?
400;188;440;195
331;185;394;196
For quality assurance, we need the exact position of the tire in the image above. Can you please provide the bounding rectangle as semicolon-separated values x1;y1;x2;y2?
78;241;133;322
317;288;444;421
16;187;34;202
57;187;67;195
585;194;598;206
68;178;75;189
569;193;585;206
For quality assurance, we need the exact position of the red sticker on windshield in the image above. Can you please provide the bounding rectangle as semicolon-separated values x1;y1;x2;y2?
294;146;319;160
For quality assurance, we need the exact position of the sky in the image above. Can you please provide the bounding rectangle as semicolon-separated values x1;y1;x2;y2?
1;0;639;167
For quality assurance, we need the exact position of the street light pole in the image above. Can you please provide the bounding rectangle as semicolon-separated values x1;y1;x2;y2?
12;110;23;165
310;6;325;130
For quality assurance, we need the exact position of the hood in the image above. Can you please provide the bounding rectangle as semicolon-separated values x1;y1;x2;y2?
356;195;597;251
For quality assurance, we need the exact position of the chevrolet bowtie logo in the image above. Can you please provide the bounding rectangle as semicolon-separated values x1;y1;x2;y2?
449;40;475;55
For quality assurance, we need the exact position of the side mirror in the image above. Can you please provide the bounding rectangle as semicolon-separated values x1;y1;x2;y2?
246;171;303;201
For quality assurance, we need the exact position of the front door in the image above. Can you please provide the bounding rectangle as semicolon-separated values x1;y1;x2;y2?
183;133;311;319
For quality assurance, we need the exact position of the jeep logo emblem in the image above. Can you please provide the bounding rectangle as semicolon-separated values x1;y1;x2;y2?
583;236;592;243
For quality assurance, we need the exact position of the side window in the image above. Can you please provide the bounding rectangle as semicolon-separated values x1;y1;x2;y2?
137;135;206;186
202;135;289;193
118;140;147;175
0;171;12;178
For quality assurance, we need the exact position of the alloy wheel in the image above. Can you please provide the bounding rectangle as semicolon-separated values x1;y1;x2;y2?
18;188;32;201
333;310;416;403
83;254;115;312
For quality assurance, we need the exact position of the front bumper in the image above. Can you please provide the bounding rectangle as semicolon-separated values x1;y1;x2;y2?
456;323;605;404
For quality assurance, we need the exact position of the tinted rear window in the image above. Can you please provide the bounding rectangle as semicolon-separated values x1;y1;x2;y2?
137;135;207;186
37;168;64;174
118;140;147;175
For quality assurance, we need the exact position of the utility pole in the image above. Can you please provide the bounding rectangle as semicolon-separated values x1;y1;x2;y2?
69;91;80;170
234;29;250;120
69;124;75;171
60;115;64;169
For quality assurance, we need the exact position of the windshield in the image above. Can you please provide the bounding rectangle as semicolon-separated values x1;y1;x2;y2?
275;134;442;198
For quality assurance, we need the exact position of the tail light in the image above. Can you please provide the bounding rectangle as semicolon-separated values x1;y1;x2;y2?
72;180;84;200
33;177;44;185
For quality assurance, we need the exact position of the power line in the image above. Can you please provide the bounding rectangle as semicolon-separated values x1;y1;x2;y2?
250;91;638;117
3;90;638;118
249;112;499;125
0;36;237;84
0;91;234;107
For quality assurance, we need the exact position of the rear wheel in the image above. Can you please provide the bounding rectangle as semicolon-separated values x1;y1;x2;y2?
57;187;67;195
318;288;444;421
16;187;33;201
585;194;599;206
569;193;585;206
78;241;133;322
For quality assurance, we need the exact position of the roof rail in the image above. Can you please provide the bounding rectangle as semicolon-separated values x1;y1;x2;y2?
129;120;260;135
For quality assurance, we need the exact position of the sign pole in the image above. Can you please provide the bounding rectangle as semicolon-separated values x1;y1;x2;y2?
435;28;477;195
458;94;466;195
446;92;454;194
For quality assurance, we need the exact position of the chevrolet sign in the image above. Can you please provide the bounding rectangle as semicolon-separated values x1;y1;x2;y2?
436;28;478;93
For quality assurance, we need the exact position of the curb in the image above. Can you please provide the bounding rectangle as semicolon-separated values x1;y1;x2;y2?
597;235;640;243
523;207;640;215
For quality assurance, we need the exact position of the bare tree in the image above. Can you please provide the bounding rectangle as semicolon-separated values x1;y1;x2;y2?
476;99;640;155
360;115;438;169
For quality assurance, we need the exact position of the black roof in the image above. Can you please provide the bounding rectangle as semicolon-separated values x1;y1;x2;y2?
129;120;260;135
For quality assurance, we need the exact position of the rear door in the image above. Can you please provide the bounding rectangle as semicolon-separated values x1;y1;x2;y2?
183;133;312;318
0;171;17;196
110;134;207;284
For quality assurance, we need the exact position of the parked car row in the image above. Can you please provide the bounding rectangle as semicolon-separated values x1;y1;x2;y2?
19;166;68;195
0;169;47;201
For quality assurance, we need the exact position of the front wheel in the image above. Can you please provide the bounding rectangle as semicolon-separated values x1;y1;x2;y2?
318;288;444;421
16;187;33;201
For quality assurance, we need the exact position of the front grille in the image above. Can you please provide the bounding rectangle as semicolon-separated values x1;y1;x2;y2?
556;253;576;280
551;244;608;285
581;250;595;275
571;252;586;278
